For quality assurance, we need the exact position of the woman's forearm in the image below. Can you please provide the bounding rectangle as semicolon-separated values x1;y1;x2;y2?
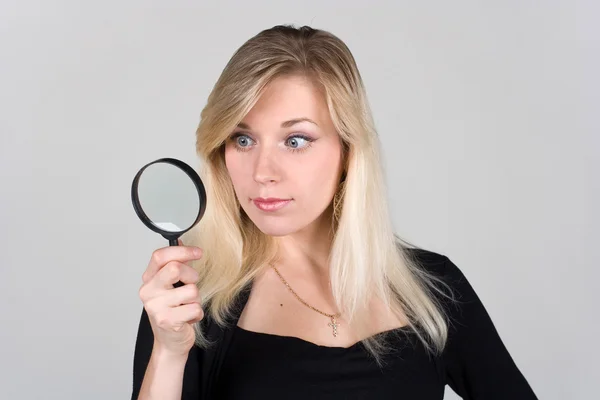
137;342;188;400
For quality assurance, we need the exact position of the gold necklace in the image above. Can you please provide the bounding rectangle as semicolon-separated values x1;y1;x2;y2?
272;265;341;337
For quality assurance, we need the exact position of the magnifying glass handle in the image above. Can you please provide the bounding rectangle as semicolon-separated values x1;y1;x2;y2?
169;238;185;288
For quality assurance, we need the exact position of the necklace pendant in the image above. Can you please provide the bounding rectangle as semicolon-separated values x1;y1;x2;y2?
328;316;339;337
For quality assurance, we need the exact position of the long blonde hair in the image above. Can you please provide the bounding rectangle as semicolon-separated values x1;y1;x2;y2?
186;25;454;365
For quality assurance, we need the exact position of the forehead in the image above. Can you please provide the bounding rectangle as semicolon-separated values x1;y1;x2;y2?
242;74;331;127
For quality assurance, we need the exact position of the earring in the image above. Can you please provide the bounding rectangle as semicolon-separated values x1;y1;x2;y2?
333;182;344;220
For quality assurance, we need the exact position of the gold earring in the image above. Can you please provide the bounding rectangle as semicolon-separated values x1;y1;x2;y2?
333;183;344;220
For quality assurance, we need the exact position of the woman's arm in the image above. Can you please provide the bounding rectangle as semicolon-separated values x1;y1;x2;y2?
440;256;538;399
132;308;202;400
137;343;188;400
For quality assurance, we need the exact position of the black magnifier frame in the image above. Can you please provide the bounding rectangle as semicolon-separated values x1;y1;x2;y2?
131;157;207;246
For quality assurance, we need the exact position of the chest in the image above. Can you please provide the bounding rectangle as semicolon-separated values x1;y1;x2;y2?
236;268;408;348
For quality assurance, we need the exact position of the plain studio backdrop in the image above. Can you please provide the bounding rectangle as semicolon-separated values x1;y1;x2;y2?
0;1;597;399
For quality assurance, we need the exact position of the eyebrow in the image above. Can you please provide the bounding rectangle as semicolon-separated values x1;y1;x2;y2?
236;117;319;130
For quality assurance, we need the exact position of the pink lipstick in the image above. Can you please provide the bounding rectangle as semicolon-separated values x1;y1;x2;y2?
253;197;292;212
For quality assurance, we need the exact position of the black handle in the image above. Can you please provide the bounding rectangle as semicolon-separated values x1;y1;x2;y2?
169;237;185;288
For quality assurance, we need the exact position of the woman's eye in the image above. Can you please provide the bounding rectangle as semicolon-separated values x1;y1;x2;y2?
229;133;254;152
236;134;254;148
286;135;311;150
285;135;315;153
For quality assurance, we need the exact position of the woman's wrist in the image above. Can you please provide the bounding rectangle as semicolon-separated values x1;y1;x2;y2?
152;341;190;363
137;342;189;400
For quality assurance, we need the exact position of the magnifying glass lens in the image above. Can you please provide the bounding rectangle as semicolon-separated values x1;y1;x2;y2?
137;162;200;232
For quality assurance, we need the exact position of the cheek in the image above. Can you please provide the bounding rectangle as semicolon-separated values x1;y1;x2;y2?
224;146;235;170
297;150;341;198
224;149;245;189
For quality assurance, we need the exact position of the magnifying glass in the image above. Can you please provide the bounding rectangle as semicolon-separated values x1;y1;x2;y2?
131;157;207;287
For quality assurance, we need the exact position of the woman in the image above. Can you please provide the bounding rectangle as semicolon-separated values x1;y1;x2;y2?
132;25;538;399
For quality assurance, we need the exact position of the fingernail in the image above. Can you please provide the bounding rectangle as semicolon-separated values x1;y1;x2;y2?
194;248;203;256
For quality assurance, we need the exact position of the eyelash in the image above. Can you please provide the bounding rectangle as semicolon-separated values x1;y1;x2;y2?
228;133;315;154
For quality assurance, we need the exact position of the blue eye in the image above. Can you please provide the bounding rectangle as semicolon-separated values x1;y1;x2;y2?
227;133;253;152
286;135;313;152
236;134;254;148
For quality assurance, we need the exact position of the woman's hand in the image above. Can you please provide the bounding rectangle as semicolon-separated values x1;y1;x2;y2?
138;241;204;357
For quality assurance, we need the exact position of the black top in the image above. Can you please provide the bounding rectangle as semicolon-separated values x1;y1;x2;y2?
131;248;538;399
213;325;445;399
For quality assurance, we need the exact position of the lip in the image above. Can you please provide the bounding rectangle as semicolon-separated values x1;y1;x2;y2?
252;198;292;212
254;197;289;202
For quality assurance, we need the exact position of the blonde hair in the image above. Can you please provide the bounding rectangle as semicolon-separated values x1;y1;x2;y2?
186;25;454;366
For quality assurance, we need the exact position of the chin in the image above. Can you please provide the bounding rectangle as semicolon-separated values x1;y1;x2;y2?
240;202;326;237
250;218;298;237
258;227;295;237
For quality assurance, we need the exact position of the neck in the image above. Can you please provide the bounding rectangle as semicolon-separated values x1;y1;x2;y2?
274;206;335;278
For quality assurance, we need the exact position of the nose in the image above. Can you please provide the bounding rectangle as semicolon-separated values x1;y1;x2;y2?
252;145;280;184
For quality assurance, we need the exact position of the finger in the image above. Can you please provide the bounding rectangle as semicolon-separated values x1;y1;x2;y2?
140;263;199;303
155;261;200;289
170;303;205;331
152;302;202;331
143;246;203;283
162;283;200;307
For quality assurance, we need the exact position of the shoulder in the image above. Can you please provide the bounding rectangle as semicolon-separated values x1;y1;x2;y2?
404;248;540;398
403;246;464;283
402;246;477;314
403;247;447;268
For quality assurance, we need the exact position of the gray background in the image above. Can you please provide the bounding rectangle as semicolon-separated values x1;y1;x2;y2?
1;1;597;399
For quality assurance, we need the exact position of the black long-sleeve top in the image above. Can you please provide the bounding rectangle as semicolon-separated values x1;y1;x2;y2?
131;248;538;399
